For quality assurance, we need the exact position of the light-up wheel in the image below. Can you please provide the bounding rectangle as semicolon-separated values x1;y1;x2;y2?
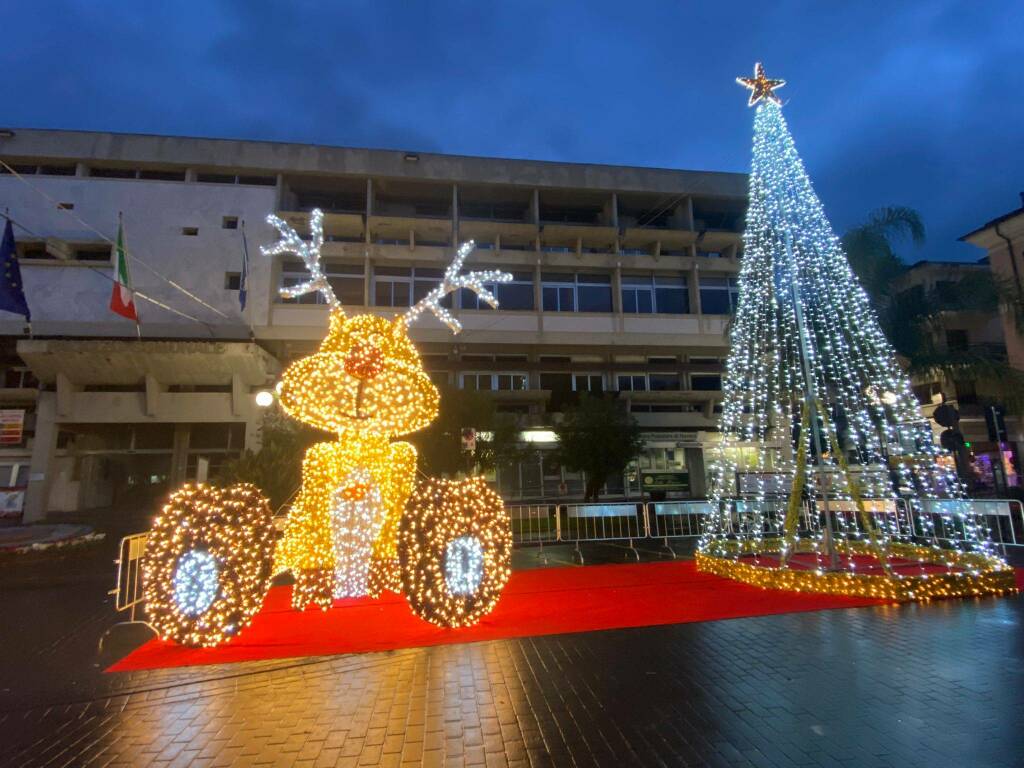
398;477;512;628
143;483;276;647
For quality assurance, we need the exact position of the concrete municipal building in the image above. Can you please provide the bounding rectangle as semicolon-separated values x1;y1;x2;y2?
0;129;748;522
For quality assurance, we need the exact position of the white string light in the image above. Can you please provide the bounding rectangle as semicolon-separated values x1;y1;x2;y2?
696;66;1009;599
444;535;485;596
402;240;512;333
172;549;220;616
329;469;385;598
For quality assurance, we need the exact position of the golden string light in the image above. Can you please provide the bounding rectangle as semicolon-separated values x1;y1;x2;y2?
142;484;276;647
270;211;510;613
145;211;514;641
398;477;512;628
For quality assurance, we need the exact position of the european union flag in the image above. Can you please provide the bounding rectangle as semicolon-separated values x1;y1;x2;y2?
0;219;30;322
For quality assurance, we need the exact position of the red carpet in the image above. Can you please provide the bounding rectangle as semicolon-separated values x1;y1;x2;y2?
110;560;901;672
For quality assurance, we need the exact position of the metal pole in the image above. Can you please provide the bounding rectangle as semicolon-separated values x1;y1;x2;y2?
784;232;840;570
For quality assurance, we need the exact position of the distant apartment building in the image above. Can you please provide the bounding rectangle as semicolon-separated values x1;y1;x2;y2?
0;129;747;522
891;259;1021;493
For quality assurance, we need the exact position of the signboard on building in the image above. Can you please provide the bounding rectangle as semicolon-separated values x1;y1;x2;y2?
641;470;690;494
737;471;793;496
0;410;25;446
0;489;25;518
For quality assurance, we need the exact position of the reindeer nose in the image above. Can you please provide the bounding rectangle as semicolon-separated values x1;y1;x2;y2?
344;342;385;380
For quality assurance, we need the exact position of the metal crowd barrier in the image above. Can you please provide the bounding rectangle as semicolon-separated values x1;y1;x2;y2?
110;532;149;620
560;502;647;563
112;497;1023;620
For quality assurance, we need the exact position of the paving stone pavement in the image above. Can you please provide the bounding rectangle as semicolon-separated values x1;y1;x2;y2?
1;542;1023;767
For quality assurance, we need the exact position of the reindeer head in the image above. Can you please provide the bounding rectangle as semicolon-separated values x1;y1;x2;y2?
263;209;511;438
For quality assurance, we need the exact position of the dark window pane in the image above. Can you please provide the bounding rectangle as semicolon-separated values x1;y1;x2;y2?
655;288;687;314
375;282;393;306
691;374;722;391
700;289;732;315
540;373;572;392
577;285;612;312
392;282;410;306
330;277;365;306
636;291;654;314
497;282;534;310
542;286;559;311
622;291;637;313
649;374;680;391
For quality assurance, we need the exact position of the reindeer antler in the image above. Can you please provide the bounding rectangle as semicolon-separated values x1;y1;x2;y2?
403;241;512;333
262;208;340;310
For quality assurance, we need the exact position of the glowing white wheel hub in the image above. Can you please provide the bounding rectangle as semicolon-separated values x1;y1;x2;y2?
173;550;220;616
445;535;484;596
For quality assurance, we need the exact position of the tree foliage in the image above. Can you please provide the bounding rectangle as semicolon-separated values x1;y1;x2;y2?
407;386;528;478
842;206;1024;415
553;394;643;501
216;413;323;511
841;206;925;313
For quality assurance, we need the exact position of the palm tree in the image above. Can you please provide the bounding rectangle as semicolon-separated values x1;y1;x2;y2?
841;206;925;316
841;207;1024;416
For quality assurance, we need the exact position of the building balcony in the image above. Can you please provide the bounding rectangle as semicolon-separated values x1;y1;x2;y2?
0;387;39;405
368;214;452;245
277;210;364;240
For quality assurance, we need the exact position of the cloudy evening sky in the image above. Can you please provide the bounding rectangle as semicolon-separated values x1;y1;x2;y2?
4;0;1021;262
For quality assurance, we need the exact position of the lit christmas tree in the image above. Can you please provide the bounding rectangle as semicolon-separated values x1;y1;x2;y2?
697;64;1012;599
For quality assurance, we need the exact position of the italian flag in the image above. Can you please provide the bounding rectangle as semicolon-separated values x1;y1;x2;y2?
109;217;138;321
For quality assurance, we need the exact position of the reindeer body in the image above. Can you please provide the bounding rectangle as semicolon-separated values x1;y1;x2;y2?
261;209;511;612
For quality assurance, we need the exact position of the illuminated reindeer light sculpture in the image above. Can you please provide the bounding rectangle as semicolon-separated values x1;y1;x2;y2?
264;210;512;610
141;210;516;646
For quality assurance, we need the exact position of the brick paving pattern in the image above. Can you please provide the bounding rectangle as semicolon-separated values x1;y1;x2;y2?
2;544;1023;767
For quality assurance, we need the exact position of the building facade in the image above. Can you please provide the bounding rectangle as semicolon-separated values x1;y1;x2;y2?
0;129;747;522
892;260;1021;494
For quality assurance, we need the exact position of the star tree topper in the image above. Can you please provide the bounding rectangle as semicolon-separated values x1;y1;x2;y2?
737;62;785;106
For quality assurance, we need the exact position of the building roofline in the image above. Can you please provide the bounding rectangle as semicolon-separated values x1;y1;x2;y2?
959;206;1024;241
0;127;749;197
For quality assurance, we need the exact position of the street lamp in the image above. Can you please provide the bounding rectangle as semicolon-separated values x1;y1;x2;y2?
254;390;274;408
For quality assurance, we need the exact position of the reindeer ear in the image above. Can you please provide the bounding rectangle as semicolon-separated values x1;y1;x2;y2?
390;314;411;340
322;308;347;349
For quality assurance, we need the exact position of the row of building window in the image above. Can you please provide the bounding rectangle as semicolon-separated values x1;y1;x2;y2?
277;263;740;315
453;371;721;392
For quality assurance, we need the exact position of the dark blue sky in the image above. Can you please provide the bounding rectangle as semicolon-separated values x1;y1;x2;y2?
5;1;1021;262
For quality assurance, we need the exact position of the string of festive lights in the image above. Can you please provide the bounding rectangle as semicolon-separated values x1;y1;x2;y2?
698;64;1009;600
402;240;512;333
270;212;512;613
143;484;276;647
398;477;512;628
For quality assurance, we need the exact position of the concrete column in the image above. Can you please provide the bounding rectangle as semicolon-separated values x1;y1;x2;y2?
534;262;544;333
22;392;58;523
169;424;191;484
689;265;701;316
613;264;624;333
231;373;245;417
274;174;285;211
452;184;459;244
145;374;164;417
56;372;76;418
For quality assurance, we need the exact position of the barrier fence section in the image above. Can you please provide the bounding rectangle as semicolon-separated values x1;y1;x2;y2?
110;532;149;620
112;498;1023;616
